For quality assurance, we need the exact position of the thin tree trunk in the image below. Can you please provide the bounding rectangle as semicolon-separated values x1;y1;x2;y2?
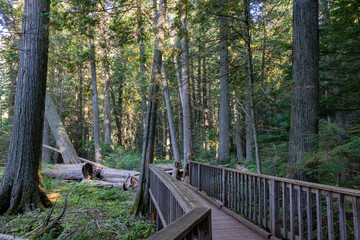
77;64;85;157
180;0;193;176
102;51;113;144
0;0;52;214
244;0;261;174
132;0;166;216
89;36;103;163
42;118;51;163
234;92;244;163
289;0;319;180
161;63;181;173
218;4;230;165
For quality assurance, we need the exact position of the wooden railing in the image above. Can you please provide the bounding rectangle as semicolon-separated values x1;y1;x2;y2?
190;161;360;240
148;164;212;240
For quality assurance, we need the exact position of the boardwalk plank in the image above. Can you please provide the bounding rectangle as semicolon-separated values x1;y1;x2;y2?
191;188;267;240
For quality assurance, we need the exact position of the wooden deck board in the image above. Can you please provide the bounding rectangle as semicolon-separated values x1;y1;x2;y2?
191;189;267;240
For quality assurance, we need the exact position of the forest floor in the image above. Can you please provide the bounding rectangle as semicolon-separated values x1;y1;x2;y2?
0;168;155;240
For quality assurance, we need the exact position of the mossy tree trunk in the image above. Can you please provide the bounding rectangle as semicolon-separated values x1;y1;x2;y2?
0;0;51;215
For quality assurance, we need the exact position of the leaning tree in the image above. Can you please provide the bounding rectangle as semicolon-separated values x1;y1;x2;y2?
0;0;51;214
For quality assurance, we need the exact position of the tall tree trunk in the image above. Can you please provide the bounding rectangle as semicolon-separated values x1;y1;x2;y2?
102;51;113;144
0;0;52;214
89;36;103;163
289;0;319;180
45;91;81;164
77;64;85;157
161;63;181;172
133;0;166;216
244;0;261;174
218;5;230;165
137;2;147;150
180;0;193;175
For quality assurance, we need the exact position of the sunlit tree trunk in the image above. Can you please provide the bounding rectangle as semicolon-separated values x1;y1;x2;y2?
180;0;193;175
289;0;319;180
89;35;103;163
161;63;181;175
0;0;52;214
133;0;166;215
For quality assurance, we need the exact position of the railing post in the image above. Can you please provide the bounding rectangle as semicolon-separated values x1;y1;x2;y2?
270;179;280;237
198;163;201;191
222;169;227;206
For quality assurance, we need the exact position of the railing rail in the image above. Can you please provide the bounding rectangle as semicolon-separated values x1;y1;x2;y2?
148;164;212;240
190;161;360;240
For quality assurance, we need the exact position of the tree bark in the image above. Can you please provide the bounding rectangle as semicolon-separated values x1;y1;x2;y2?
218;4;230;165
89;36;103;163
244;0;262;174
133;0;166;216
45;91;81;164
102;51;113;144
289;0;319;180
161;63;181;174
0;0;52;214
180;0;193;175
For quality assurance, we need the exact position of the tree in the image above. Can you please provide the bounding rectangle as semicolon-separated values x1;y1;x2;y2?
0;0;51;214
217;1;230;165
133;0;167;215
89;31;103;163
180;0;193;175
289;0;319;180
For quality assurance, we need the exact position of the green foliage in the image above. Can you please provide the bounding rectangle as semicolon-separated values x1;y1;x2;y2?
0;174;155;239
103;145;142;171
0;130;10;166
304;123;360;188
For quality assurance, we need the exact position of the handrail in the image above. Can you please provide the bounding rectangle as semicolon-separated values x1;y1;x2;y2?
148;164;212;240
190;161;360;240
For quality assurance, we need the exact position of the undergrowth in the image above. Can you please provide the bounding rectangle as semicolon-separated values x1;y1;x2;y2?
0;170;155;239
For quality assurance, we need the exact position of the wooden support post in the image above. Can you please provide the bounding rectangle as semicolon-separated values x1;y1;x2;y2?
282;182;287;239
316;189;322;240
339;194;347;240
353;197;360;240
270;179;280;237
298;186;304;239
198;163;201;191
289;184;295;240
222;169;227;205
306;187;313;240
327;192;334;240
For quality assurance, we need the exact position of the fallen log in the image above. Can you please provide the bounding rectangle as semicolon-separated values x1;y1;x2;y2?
0;234;28;240
42;164;139;187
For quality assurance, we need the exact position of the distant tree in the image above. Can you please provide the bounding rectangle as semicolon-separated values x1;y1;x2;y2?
289;0;319;180
0;0;51;214
218;0;230;165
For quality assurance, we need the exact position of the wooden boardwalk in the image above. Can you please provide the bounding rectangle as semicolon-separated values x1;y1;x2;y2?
192;189;267;240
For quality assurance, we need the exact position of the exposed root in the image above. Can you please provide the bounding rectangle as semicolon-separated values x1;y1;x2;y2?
22;193;69;239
